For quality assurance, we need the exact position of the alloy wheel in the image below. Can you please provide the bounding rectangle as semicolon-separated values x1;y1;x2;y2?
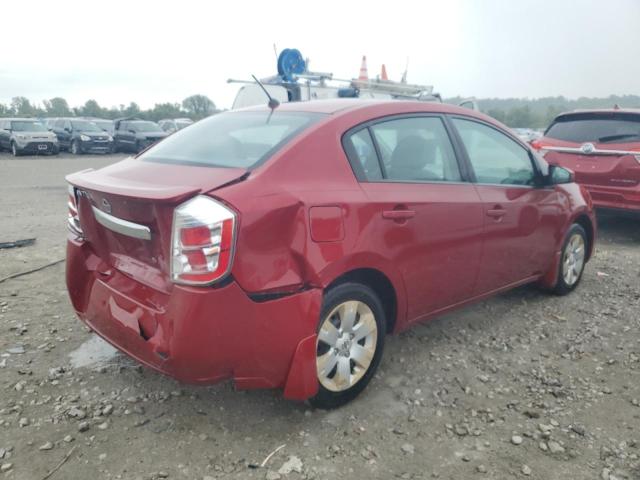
316;300;378;392
562;233;585;286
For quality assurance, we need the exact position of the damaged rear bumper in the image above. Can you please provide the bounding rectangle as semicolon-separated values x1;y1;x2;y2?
66;237;321;400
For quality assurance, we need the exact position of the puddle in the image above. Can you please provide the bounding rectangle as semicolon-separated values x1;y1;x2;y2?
69;334;120;369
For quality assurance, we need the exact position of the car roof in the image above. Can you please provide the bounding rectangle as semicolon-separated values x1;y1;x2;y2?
235;98;490;119
3;118;42;121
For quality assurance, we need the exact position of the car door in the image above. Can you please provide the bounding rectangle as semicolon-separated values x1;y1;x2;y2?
449;117;560;294
0;120;8;149
344;115;484;322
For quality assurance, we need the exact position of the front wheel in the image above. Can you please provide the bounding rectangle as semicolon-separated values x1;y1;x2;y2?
553;224;587;295
309;283;386;409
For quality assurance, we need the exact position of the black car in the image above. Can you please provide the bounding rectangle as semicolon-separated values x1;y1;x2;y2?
113;119;168;153
51;118;114;154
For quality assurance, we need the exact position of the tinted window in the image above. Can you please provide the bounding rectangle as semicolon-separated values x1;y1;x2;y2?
140;111;322;168
370;117;461;182
453;118;535;186
71;121;101;132
54;119;65;128
345;129;382;180
131;122;163;133
546;114;640;143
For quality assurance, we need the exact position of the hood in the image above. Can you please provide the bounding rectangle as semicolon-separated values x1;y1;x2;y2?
14;131;57;140
66;156;248;201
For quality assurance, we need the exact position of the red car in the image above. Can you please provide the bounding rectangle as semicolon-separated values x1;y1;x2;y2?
66;100;595;408
532;108;640;213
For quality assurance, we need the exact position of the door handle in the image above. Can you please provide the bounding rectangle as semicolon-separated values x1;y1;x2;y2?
486;207;506;219
382;209;416;220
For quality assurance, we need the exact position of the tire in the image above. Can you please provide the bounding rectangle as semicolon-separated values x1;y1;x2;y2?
309;283;386;409
553;223;588;295
11;142;21;157
70;140;81;155
134;140;142;153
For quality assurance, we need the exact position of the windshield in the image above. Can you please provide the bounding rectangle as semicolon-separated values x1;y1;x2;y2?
71;121;102;132
92;120;113;130
546;114;640;143
131;122;163;133
176;120;192;129
140;111;323;168
11;121;47;132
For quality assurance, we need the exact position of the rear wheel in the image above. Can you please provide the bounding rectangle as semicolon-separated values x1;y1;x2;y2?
553;224;587;295
309;283;386;409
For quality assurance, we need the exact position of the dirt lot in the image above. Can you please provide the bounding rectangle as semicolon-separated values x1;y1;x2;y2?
0;152;639;480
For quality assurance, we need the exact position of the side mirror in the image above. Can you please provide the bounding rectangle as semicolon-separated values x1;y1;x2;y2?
129;129;137;134
549;164;574;185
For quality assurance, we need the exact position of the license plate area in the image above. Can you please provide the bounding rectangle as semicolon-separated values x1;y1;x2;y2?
38;144;48;150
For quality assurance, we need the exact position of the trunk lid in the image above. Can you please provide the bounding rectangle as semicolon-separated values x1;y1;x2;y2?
67;158;247;291
542;141;640;188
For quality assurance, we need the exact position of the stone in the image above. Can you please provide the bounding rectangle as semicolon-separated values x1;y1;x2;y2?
522;465;532;476
476;464;487;473
265;471;281;480
0;463;13;472
511;435;523;445
401;443;415;455
278;456;303;475
39;442;53;451
68;407;86;420
78;421;90;432
548;441;565;454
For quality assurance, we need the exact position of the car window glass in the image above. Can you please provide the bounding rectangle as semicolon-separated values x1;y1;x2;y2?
545;114;640;143
345;128;383;180
54;119;64;128
453;118;535;186
370;117;461;182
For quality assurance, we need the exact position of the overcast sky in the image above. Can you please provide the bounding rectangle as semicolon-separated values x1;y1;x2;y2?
2;0;639;110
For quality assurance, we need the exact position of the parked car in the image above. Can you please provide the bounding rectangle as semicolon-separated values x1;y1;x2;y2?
66;100;596;408
512;127;542;144
113;119;168;153
0;118;59;156
51;118;114;154
83;118;115;136
158;118;194;133
532;108;640;213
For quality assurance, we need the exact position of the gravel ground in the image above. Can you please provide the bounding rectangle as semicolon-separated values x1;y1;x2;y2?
0;152;639;480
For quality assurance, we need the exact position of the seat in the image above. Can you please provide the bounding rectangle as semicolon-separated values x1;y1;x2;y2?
388;135;438;181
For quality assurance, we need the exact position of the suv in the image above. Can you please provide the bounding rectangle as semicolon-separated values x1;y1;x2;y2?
159;118;194;133
51;118;114;154
66;100;595;408
0;118;59;156
113;119;168;153
533;108;640;213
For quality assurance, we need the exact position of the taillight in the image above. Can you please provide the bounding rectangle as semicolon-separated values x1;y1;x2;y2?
530;140;548;155
171;195;236;285
67;184;83;237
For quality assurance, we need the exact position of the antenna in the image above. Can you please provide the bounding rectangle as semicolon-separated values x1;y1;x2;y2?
273;43;278;62
251;74;280;110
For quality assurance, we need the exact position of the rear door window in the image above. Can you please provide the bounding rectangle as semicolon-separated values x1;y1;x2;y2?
370;117;462;182
140;111;323;168
452;118;535;186
545;114;640;144
343;129;383;180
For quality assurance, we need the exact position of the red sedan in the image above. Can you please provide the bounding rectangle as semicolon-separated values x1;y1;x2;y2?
66;100;595;408
532;108;640;213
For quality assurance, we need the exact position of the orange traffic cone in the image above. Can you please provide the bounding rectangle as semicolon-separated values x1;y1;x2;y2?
358;56;369;83
381;64;388;81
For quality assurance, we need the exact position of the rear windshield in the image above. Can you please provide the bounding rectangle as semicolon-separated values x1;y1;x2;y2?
140;111;323;168
546;113;640;143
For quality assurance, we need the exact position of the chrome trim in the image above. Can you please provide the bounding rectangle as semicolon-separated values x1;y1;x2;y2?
544;145;639;156
91;206;151;240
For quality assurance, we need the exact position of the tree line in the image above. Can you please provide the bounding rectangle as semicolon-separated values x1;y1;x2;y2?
0;95;219;122
446;94;640;129
2;93;639;128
